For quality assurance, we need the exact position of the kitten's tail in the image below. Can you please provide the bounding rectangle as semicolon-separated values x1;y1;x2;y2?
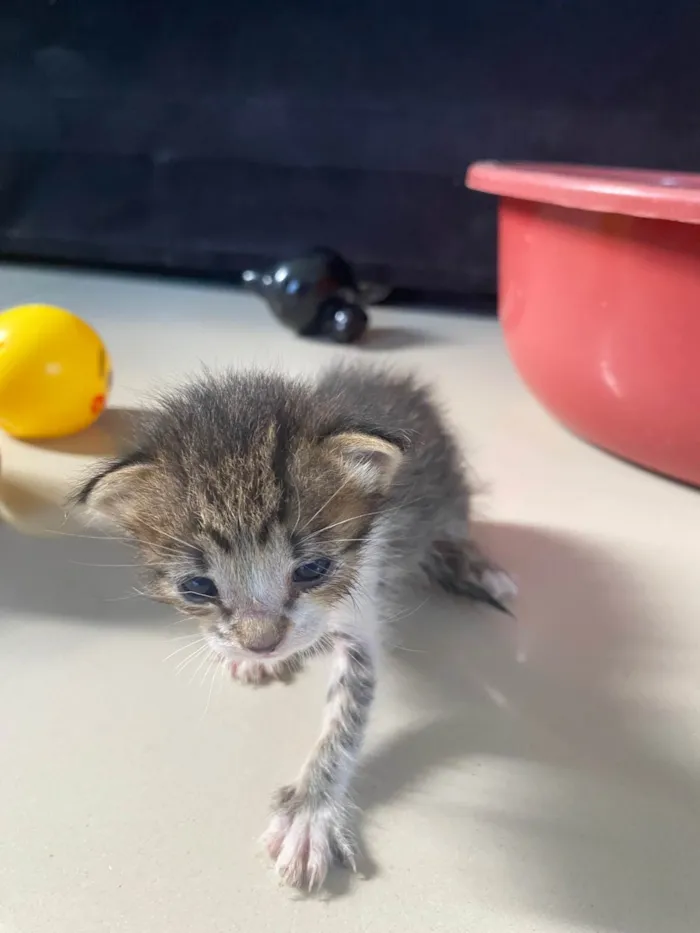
422;538;516;617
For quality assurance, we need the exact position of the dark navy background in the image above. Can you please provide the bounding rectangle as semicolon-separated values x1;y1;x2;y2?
1;0;698;295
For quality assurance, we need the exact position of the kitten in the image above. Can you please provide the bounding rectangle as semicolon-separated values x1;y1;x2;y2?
75;365;515;889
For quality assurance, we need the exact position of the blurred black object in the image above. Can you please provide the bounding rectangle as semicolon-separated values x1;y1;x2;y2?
243;249;369;343
1;1;700;296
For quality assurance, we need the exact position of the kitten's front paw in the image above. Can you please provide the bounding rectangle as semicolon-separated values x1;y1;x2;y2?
230;659;295;686
263;786;356;890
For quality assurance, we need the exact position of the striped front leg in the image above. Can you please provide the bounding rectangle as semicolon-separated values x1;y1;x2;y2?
263;633;376;889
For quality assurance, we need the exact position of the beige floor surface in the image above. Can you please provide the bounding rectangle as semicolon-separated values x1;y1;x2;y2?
1;265;699;933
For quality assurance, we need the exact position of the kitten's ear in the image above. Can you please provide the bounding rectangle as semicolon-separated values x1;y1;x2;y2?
325;432;403;494
75;454;155;522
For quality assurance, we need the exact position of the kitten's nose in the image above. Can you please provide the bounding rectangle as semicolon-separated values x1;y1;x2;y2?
237;615;288;654
248;635;282;654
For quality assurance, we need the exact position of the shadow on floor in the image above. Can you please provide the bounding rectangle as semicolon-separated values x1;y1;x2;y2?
359;326;446;351
334;523;700;932
0;519;170;628
25;406;147;457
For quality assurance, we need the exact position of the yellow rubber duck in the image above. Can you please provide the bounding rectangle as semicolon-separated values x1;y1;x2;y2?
0;304;112;439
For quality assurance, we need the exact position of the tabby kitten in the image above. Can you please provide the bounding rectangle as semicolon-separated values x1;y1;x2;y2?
76;365;515;889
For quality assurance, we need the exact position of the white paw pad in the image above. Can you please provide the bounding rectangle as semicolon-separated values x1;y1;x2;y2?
263;790;355;889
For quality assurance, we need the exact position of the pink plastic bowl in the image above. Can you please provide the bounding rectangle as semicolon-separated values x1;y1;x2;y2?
467;161;700;486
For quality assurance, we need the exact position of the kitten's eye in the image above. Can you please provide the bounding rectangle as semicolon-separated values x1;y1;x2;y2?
292;557;333;588
179;576;219;604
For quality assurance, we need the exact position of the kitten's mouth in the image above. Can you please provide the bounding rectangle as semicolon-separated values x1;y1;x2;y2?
208;635;288;665
244;647;278;660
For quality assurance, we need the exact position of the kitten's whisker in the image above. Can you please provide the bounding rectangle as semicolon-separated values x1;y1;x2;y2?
324;538;367;545
382;595;431;627
291;483;303;536
68;561;139;568
299;511;382;539
155;530;198;551
163;637;205;662
103;592;150;602
175;646;209;677
133;520;196;553
149;550;183;563
190;644;215;685
297;473;354;533
389;642;428;654
300;498;427;542
174;642;210;674
200;653;220;692
147;541;182;554
46;530;132;542
203;659;220;717
104;585;152;602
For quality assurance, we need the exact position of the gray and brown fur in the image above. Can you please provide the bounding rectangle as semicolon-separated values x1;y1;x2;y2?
75;364;514;889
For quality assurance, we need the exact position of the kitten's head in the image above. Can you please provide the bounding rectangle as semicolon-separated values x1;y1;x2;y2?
75;374;403;663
